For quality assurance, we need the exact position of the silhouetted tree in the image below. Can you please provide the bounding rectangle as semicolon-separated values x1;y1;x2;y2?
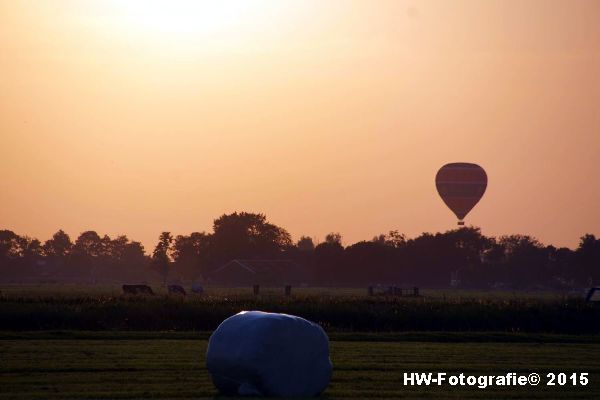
496;235;547;288
209;212;292;268
119;240;147;270
400;227;493;287
324;232;342;246
100;235;149;281
0;216;596;288
297;236;315;252
0;230;23;279
17;236;43;272
576;234;600;285
315;233;344;285
69;231;104;281
152;232;173;286
372;230;406;248
39;230;72;280
172;232;211;281
345;240;397;284
72;231;103;258
0;230;21;262
550;246;576;288
43;230;73;259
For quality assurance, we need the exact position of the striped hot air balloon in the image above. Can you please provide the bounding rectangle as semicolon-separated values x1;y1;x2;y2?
435;163;487;226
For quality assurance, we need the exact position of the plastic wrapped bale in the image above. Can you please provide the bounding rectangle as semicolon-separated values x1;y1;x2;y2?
206;311;332;397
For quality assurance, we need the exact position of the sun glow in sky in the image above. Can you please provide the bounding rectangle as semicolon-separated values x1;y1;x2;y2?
109;0;272;36
1;0;599;250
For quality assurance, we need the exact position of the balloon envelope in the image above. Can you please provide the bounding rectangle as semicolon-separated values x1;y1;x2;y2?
435;163;487;223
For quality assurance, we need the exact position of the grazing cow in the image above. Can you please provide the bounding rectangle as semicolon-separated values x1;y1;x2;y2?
191;283;204;295
122;284;154;295
168;284;186;296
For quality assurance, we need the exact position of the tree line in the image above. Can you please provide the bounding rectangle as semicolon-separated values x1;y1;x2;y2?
1;211;599;288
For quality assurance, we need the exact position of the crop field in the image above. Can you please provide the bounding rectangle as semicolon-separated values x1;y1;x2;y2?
1;332;599;399
1;285;598;333
0;284;586;299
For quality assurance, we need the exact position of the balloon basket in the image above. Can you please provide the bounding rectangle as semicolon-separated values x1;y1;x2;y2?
457;221;465;226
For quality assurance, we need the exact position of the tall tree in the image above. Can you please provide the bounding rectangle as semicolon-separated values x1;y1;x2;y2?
497;234;547;288
0;230;21;263
324;232;342;246
72;231;103;258
152;232;173;285
41;230;73;277
172;232;211;281
101;235;149;281
372;230;406;248
70;231;103;280
576;234;600;285
210;212;292;268
297;236;315;252
315;233;344;285
43;230;73;259
17;236;43;264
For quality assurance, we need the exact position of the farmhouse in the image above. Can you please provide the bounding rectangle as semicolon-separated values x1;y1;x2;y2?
209;259;306;286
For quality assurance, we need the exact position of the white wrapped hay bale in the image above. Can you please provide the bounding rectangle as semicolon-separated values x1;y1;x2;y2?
206;311;332;397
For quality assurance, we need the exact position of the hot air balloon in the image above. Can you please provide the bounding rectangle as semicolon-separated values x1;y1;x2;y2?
435;162;487;226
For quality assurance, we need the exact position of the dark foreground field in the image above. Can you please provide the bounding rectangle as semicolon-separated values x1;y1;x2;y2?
2;287;599;399
1;332;599;399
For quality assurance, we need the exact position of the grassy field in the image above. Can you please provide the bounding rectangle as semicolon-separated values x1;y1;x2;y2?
1;332;599;399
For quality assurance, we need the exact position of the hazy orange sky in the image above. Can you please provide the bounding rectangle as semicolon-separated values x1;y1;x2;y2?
1;0;599;250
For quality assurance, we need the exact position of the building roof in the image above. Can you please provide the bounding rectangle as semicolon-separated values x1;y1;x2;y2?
213;259;302;275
